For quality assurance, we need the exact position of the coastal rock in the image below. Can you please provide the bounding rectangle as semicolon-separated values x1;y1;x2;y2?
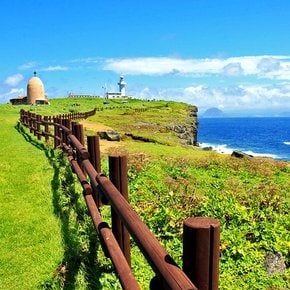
173;125;187;133
264;252;286;275
231;150;253;158
168;106;198;146
202;146;213;151
125;133;157;143
98;130;121;141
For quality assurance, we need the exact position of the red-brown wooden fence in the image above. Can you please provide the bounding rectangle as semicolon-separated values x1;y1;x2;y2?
19;109;220;290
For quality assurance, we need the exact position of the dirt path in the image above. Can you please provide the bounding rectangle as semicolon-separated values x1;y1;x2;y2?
80;120;122;153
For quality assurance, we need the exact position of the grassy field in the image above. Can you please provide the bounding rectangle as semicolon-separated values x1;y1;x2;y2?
0;98;289;289
0;105;62;289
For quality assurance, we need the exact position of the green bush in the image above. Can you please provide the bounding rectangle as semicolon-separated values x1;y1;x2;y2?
127;155;290;289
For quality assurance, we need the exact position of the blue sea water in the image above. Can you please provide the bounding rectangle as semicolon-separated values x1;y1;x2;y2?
198;117;290;161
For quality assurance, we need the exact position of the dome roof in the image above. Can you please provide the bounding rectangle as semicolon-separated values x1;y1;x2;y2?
28;76;44;87
27;76;45;104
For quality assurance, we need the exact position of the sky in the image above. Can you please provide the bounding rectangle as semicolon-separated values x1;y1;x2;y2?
1;0;290;115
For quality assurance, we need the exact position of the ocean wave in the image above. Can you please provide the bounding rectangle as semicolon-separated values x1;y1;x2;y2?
283;141;290;146
199;142;280;159
243;150;279;159
199;143;234;155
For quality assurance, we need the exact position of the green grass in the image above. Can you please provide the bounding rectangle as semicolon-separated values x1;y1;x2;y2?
0;105;62;289
125;152;290;289
1;98;289;289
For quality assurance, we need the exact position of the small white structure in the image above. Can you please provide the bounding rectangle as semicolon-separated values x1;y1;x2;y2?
118;75;126;97
105;75;127;99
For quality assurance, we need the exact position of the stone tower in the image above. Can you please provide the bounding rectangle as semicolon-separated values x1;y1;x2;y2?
27;72;46;105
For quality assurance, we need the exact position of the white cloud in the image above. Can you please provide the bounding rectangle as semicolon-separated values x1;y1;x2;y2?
223;63;243;76
0;88;25;103
257;57;280;73
6;88;25;95
19;61;69;72
104;57;190;75
184;85;206;95
19;62;68;72
40;66;68;71
18;62;37;70
133;82;290;113
182;83;290;111
69;57;103;64
4;74;24;86
102;55;290;80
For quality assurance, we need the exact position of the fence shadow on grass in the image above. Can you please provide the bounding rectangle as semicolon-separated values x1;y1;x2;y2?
15;123;115;289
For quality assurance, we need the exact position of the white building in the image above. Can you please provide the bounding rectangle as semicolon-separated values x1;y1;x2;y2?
118;75;126;97
105;75;127;99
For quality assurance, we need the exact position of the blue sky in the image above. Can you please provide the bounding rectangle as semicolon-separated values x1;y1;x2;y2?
1;0;290;115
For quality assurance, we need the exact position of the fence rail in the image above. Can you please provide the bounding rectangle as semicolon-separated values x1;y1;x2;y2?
19;109;220;290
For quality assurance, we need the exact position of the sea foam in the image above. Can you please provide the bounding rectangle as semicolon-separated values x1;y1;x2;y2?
199;143;235;155
200;143;280;159
244;150;279;159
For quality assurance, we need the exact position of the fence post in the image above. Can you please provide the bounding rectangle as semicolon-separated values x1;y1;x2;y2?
32;113;37;136
108;155;131;267
71;121;77;135
183;217;220;290
72;123;85;169
36;114;42;140
87;135;101;173
21;110;26;126
44;116;49;143
73;123;85;145
87;135;102;207
28;112;32;133
53;117;61;148
25;111;29;126
59;118;65;145
19;109;24;124
62;118;71;145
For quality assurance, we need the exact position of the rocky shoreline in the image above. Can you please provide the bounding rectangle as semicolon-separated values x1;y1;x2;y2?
168;105;199;146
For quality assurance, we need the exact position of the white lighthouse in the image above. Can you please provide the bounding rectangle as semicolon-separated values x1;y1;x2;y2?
105;75;128;99
118;75;126;97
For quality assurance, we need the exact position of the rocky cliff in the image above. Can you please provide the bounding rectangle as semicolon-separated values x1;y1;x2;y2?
168;105;198;146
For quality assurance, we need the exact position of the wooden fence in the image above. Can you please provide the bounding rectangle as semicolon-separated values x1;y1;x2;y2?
19;109;220;290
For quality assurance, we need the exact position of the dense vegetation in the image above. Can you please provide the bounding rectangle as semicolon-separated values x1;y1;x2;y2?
0;97;289;289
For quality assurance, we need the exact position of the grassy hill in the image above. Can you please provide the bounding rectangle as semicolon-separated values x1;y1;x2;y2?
0;104;62;289
0;98;289;289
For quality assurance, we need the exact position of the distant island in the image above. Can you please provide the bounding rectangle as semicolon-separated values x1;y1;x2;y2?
202;107;225;118
200;107;290;118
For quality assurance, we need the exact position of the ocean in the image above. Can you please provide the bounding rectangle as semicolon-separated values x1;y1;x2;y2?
198;117;290;161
